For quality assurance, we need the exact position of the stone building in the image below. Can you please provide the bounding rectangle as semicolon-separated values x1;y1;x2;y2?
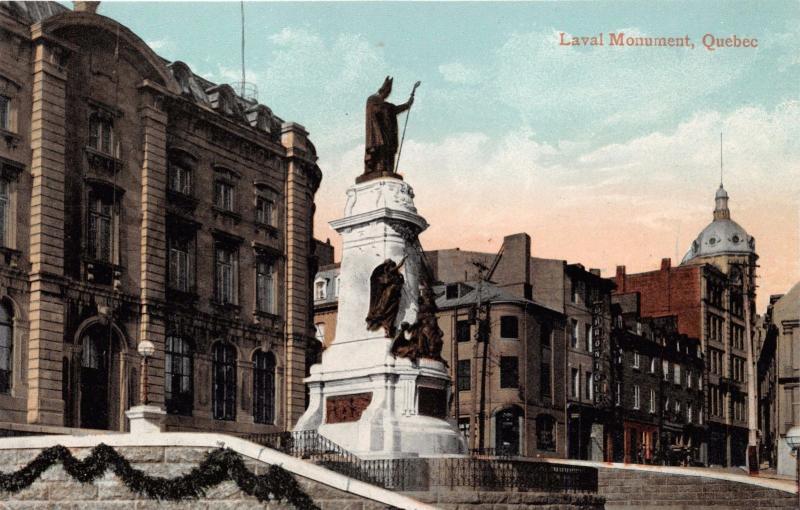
758;283;800;476
614;184;757;467
611;293;705;465
0;2;321;434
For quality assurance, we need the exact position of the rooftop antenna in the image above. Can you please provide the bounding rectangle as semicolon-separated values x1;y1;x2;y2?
235;0;257;101
719;131;723;187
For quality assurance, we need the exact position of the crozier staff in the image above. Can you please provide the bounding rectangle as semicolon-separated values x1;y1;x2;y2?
363;77;420;177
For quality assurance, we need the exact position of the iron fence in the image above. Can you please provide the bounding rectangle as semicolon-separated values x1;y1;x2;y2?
245;430;597;493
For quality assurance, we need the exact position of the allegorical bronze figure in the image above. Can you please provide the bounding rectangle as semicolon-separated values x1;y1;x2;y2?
366;257;406;337
362;77;418;181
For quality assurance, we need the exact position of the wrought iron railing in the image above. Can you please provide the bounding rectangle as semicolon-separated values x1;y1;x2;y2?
245;430;598;493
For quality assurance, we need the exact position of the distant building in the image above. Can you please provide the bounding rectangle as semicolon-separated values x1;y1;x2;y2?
0;2;321;434
614;184;758;467
758;283;800;476
612;294;705;465
313;233;617;460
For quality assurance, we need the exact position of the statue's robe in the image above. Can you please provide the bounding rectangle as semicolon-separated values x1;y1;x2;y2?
364;94;410;174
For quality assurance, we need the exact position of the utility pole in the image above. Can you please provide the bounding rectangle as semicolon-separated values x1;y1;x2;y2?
742;261;759;471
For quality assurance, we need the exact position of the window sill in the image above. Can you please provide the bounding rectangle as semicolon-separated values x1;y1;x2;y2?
84;146;123;174
212;207;242;224
255;222;279;238
83;258;123;287
0;247;22;268
166;287;199;304
253;310;279;321
0;128;20;149
167;189;199;213
211;300;241;313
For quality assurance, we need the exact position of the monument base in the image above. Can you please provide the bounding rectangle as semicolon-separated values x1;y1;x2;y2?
295;356;467;458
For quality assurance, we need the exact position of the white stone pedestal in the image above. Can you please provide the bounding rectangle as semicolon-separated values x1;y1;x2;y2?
125;405;166;434
295;177;466;458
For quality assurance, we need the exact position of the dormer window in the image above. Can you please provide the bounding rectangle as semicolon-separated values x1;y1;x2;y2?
89;113;116;156
314;279;327;300
335;276;341;297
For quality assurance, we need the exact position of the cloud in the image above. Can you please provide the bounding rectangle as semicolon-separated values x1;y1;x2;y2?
438;62;481;84
315;101;799;308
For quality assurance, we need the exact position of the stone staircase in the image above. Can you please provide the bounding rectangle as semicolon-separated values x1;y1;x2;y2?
597;467;797;509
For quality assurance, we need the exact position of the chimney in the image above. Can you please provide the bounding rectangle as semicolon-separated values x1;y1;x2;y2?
589;268;601;276
615;265;626;293
74;2;100;13
660;258;671;271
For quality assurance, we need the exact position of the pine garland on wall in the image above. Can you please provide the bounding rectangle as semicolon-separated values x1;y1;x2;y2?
0;443;319;509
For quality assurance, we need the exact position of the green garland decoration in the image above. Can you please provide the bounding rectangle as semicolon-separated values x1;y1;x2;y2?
0;443;319;509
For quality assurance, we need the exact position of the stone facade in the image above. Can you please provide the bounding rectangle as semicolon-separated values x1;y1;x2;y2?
758;282;800;476
0;3;321;434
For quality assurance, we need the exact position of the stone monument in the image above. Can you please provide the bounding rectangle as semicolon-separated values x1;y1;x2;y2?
294;79;466;458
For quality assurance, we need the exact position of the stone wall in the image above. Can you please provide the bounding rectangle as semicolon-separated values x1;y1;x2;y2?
597;466;796;509
0;445;401;509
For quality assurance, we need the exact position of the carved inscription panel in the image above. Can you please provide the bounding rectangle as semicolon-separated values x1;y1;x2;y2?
325;392;373;424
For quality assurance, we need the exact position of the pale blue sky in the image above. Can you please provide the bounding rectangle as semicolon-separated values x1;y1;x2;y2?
89;1;799;307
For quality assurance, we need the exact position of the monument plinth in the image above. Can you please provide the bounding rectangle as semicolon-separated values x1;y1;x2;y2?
295;176;466;458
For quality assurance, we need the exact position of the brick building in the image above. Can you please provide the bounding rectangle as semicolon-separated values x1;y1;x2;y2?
614;184;757;467
0;2;321;434
611;293;705;465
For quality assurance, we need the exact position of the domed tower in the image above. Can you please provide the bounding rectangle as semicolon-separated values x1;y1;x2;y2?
680;184;757;271
681;182;759;465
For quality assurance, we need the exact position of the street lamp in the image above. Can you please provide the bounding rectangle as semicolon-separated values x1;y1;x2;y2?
784;425;800;507
137;339;156;406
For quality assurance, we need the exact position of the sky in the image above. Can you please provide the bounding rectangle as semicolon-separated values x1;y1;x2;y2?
94;1;798;310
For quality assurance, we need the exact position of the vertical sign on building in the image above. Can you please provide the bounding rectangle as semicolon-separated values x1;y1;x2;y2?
592;300;607;406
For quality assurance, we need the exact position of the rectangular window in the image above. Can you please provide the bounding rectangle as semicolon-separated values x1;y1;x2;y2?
570;279;578;303
585;372;593;401
456;320;471;342
314;323;325;343
0;95;8;131
168;235;193;292
570;319;579;349
457;359;471;391
458;417;470;442
0;180;8;248
650;357;657;373
168;162;192;195
649;389;656;413
633;351;640;369
662;359;670;381
571;368;580;398
674;364;681;386
88;195;116;263
540;362;552;400
687;403;693;424
215;246;237;304
256;260;275;314
314;280;327;300
633;385;640;409
89;115;114;155
500;357;519;388
500;316;519;339
214;180;235;211
256;196;274;226
585;325;592;352
615;382;621;406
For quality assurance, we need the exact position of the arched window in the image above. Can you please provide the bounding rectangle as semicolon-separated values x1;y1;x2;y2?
536;414;556;451
165;335;193;416
0;302;12;393
253;350;276;424
212;343;237;421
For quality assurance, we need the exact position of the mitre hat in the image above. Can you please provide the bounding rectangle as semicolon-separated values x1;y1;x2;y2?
379;76;393;94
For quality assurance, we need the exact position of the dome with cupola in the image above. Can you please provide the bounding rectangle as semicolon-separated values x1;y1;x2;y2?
680;184;755;264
